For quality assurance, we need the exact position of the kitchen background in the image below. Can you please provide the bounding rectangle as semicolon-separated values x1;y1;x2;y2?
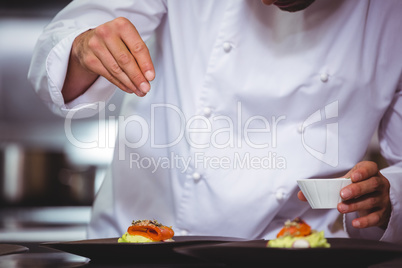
0;0;388;243
0;0;125;242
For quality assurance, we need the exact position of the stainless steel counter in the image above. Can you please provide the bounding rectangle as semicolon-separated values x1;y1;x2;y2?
0;207;91;242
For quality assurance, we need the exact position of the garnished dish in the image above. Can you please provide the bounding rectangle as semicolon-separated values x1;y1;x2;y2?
118;220;175;243
267;217;330;248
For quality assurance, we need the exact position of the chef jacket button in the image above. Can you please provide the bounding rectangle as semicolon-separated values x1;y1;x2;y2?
180;229;189;236
275;190;285;201
320;73;329;82
203;107;212;117
192;172;201;181
222;42;233;53
297;125;303;134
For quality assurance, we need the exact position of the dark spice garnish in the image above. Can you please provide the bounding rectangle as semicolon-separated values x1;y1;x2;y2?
131;219;163;227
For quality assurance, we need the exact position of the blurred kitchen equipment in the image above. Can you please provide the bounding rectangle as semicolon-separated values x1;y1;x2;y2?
0;0;122;242
0;143;96;207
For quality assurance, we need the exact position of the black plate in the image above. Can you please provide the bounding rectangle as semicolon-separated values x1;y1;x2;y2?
174;238;402;267
40;236;246;263
0;244;29;256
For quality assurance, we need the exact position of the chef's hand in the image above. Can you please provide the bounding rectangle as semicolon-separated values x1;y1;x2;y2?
62;17;155;102
297;161;392;230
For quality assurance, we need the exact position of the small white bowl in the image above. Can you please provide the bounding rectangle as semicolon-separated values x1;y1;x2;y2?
297;178;352;209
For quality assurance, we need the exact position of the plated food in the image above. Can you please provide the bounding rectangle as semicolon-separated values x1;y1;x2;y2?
118;219;175;243
267;217;330;248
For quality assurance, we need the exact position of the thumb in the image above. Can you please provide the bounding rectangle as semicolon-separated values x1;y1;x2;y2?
297;190;307;202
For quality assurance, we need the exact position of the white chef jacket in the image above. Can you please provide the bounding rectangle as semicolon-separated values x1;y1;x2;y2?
28;0;402;243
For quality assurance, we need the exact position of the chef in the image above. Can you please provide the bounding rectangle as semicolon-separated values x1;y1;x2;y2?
28;0;402;242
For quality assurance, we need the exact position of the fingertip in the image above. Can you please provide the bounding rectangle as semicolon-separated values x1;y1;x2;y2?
137;89;147;97
128;86;145;97
135;90;146;97
144;70;155;81
351;172;362;182
337;202;348;213
297;191;307;201
139;81;150;94
340;187;352;199
352;219;361;228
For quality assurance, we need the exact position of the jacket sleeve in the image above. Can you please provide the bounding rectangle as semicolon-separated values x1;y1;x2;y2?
377;78;402;244
345;80;402;244
28;0;167;118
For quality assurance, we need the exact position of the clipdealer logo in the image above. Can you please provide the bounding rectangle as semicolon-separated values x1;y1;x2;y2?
300;101;339;167
63;102;288;171
63;101;339;170
63;102;287;151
